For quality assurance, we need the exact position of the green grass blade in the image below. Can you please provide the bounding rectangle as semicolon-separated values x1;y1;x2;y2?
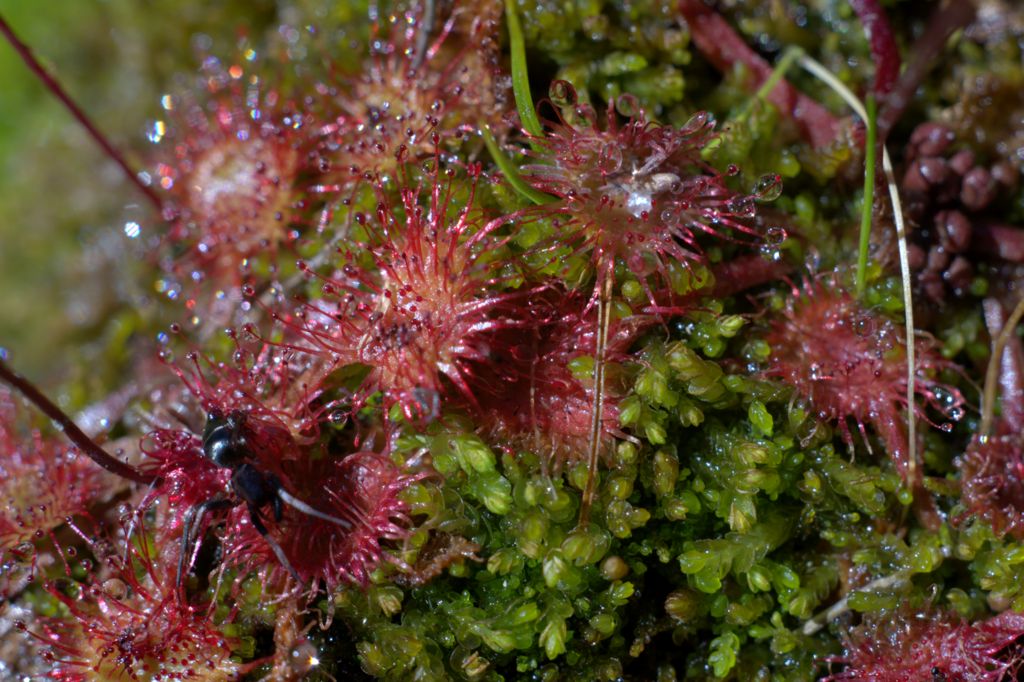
483;126;554;206
505;0;544;140
855;95;877;298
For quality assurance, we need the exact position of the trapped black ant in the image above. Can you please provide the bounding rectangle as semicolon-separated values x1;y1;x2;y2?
0;357;353;589
178;408;354;586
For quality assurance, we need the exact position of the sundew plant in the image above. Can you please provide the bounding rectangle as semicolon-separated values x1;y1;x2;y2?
2;0;1024;679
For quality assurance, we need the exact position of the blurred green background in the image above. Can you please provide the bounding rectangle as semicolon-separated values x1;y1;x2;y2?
0;1;286;390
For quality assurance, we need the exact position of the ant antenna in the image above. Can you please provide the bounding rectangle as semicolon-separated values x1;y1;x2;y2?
262;531;303;583
0;357;157;485
0;13;164;212
277;488;353;529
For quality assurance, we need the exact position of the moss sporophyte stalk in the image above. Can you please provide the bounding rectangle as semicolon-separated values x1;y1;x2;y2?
3;1;1024;679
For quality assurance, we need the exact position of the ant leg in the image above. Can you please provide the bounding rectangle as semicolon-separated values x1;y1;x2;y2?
267;474;284;522
176;498;232;593
259;470;353;530
247;503;302;584
176;505;201;593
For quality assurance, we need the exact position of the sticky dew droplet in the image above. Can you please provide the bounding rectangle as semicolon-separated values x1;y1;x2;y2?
754;173;783;202
549;80;578;108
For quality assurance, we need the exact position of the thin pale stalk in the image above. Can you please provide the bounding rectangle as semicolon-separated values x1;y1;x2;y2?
797;53;918;487
578;272;613;528
802;571;908;636
732;45;805;127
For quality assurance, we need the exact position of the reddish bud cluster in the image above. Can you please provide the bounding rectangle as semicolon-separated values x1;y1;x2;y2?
25;524;239;681
825;608;1024;681
765;280;963;478
522;83;775;300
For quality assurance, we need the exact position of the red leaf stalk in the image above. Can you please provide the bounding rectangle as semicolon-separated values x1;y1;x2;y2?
676;0;842;149
850;0;901;96
0;14;163;212
0;359;155;485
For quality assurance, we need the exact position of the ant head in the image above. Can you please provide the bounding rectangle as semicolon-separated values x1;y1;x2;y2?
202;410;248;469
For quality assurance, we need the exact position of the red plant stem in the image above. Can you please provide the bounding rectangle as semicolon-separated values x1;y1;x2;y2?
876;0;975;140
711;254;791;298
983;298;1024;434
0;358;156;485
877;416;941;532
849;0;900;96
0;14;163;213
677;0;841;149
